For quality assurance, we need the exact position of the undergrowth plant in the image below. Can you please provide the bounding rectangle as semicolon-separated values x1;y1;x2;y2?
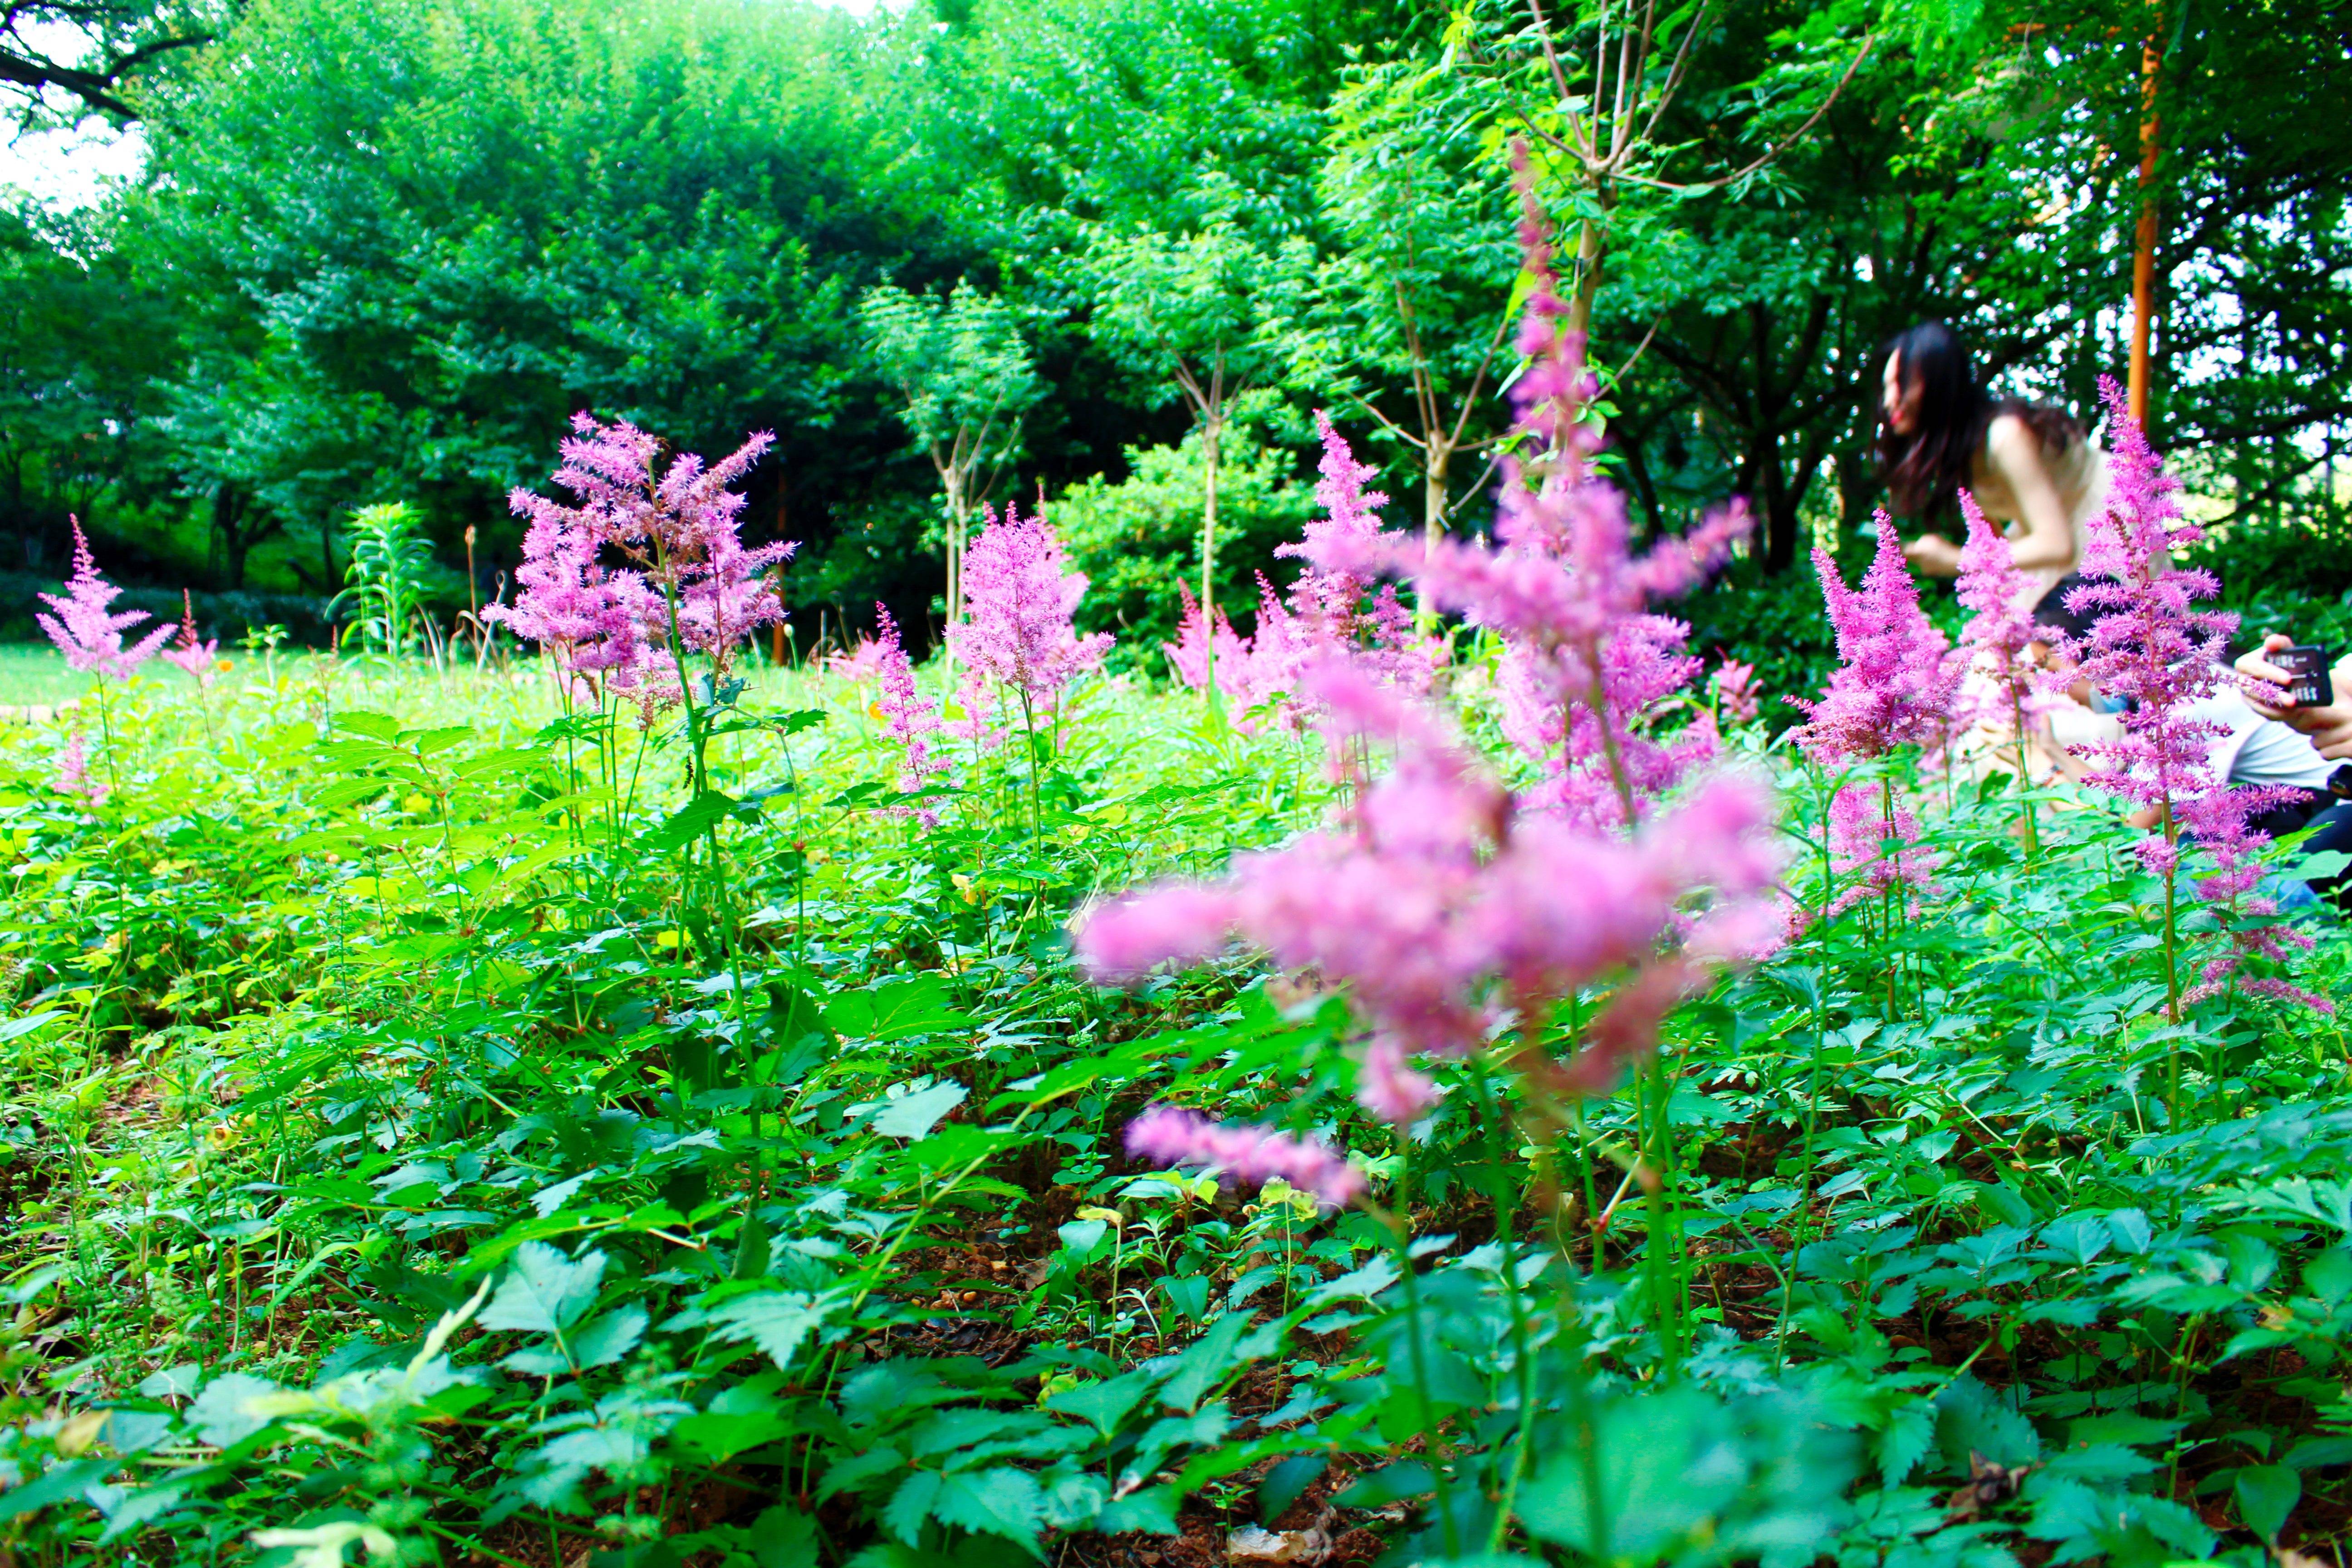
0;224;2347;1568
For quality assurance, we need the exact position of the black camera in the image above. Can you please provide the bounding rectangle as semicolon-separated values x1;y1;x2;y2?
2276;644;2336;707
2332;762;2352;802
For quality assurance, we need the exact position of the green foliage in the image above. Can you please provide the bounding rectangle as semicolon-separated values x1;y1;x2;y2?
0;631;2344;1564
328;503;441;657
1054;419;1315;657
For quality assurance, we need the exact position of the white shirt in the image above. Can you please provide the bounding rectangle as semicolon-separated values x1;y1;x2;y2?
2181;686;2334;790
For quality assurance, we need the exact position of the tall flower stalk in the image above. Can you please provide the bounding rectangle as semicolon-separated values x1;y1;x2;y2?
1953;493;2041;855
502;415;794;1106
946;503;1111;831
37;518;171;792
161;592;221;744
2041;380;2328;1115
871;604;950;829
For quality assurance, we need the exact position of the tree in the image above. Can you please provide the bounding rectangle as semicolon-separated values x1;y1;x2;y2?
1311;46;1518;572
1087;212;1310;703
0;1;213;123
858;281;1041;674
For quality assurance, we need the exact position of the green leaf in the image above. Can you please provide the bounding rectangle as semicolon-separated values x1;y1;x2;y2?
707;1290;835;1371
643;789;759;854
2235;1465;2299;1544
828;975;974;1042
1;1457;119;1517
1259;1455;1326;1524
872;1082;968;1140
480;1243;606;1335
188;1372;282;1447
747;1505;821;1568
927;1467;1044;1551
1160;1312;1251;1413
570;1305;648;1368
1045;1371;1155;1436
734;1213;773;1281
882;1470;941;1546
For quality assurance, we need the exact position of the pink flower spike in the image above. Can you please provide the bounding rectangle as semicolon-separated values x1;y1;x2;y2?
1713;658;1761;726
1823;781;1940;918
823;633;895;683
1164;580;1254;707
2037;378;2322;1013
1789;520;1959;762
159;591;219;688
493;415;792;713
1124;1106;1366;1209
946;503;1112;719
53;728;105;805
871;604;951;828
37;519;171;680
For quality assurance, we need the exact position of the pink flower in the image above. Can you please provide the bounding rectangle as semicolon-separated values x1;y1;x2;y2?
159;592;219;689
824;633;896;684
1950;492;2038;737
2045;379;2323;1013
53;729;104;805
1272;415;1433;690
1074;666;1784;1118
1824;781;1939;918
1297;172;1744;827
493;414;793;710
947;503;1112;730
1789;520;1959;762
871;604;950;828
1125;1106;1366;1209
37;519;171;680
1714;658;1760;726
1164;580;1253;706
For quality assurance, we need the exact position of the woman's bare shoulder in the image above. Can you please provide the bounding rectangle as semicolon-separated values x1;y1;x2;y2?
1984;409;2043;459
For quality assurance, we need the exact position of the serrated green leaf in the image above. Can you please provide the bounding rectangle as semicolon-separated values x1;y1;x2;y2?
480;1242;605;1335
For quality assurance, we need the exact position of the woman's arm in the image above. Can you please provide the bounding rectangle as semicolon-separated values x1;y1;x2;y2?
1981;413;2077;572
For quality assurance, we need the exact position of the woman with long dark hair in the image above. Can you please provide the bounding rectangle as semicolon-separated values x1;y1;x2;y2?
1877;322;2108;600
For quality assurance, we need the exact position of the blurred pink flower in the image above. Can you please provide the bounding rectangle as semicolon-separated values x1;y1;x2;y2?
1824;781;1939;918
1126;1106;1365;1209
1713;658;1760;726
53;729;104;805
823;633;896;684
37;519;170;680
1075;666;1783;1118
1163;580;1252;706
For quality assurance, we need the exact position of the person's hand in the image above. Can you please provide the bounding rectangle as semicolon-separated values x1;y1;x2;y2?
2236;632;2300;718
2236;631;2352;753
1902;532;1962;576
2308;710;2352;761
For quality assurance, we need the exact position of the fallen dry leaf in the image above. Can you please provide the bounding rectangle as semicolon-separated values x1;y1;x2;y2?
1226;1524;1331;1563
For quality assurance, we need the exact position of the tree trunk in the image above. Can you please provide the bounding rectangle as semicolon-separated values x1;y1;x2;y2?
941;465;967;699
214;484;248;590
1564;198;1610;342
1419;442;1451;632
1200;409;1223;710
2126;30;2163;426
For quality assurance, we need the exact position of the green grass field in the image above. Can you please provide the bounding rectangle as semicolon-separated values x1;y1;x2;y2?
0;643;99;705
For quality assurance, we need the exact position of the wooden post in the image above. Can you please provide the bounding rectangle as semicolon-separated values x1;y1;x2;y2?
2126;25;2162;425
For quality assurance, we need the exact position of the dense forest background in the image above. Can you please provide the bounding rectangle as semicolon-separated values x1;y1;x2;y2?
1;0;2347;666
